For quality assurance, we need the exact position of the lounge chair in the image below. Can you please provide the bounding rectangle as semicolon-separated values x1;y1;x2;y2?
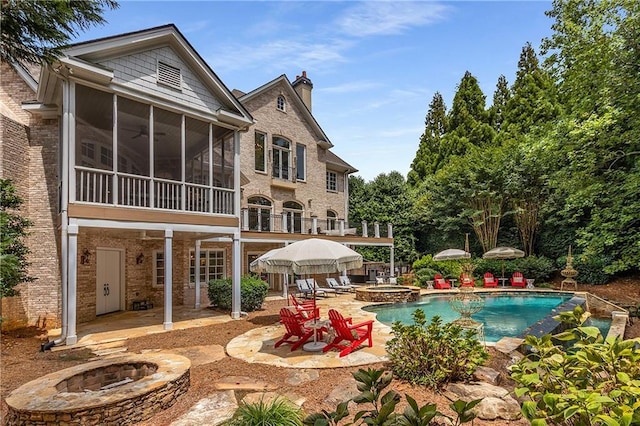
289;294;319;320
433;274;451;289
295;279;314;298
460;273;475;287
375;276;385;285
307;278;336;296
325;277;351;293
511;271;526;288
275;307;325;351
323;309;373;357
388;276;397;285
482;272;498;288
339;275;362;289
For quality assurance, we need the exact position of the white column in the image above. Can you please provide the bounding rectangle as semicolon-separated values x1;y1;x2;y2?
194;240;201;308
390;246;395;277
242;209;249;231
66;224;78;345
339;220;345;236
362;221;368;237
374;222;380;238
163;229;173;330
388;223;393;238
312;216;318;234
231;231;241;319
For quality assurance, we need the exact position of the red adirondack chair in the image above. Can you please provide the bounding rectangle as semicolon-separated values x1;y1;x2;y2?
483;272;498;288
289;294;319;320
511;271;526;287
275;307;324;351
460;273;475;287
323;309;373;357
433;274;451;289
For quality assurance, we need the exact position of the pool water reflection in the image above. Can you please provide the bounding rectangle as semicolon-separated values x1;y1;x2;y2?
365;292;578;343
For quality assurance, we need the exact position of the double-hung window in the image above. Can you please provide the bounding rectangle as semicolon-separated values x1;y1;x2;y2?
326;171;337;192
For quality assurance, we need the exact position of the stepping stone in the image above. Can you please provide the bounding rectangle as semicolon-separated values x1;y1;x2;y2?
241;391;306;407
171;390;237;426
494;337;524;354
215;376;277;391
158;345;225;367
286;369;319;386
324;377;359;407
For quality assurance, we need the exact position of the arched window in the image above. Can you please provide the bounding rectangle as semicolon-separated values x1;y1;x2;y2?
326;210;337;230
248;196;272;231
272;136;291;180
276;95;286;112
283;201;303;233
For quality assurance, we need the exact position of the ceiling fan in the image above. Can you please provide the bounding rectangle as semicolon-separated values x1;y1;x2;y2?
124;125;166;139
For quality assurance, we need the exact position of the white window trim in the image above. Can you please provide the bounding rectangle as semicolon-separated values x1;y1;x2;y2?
276;95;286;112
296;143;306;182
189;249;226;284
326;171;338;192
254;131;267;174
152;250;164;288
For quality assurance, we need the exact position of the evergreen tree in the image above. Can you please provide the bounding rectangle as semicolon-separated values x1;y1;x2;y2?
1;179;35;299
408;92;447;186
501;42;560;136
439;71;495;164
1;0;118;65
488;75;511;132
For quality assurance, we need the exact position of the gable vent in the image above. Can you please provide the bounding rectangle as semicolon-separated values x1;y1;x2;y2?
157;61;182;90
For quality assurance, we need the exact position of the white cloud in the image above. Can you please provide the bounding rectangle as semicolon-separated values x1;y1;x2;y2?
336;1;449;38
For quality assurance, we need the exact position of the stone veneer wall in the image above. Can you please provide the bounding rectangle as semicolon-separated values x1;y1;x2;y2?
355;286;420;303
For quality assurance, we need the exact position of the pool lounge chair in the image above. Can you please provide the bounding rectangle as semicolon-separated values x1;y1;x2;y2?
482;272;498;288
511;272;526;287
296;279;326;298
433;274;451;289
307;278;336;296
339;275;362;289
275;307;325;351
326;277;352;293
323;309;373;357
388;276;397;284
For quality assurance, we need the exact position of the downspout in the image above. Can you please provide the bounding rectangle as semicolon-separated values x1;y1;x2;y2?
43;77;70;350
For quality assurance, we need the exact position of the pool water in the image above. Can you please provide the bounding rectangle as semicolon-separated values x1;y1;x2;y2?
365;293;583;343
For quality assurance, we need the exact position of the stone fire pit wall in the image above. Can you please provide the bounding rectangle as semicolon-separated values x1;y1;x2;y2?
5;353;190;425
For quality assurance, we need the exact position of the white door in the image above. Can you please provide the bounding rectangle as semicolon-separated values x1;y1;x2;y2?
96;249;122;315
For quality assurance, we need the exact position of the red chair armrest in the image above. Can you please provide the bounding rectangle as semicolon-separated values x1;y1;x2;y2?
349;319;373;330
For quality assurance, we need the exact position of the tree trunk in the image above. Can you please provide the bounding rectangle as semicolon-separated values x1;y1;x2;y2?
469;196;503;253
514;200;539;256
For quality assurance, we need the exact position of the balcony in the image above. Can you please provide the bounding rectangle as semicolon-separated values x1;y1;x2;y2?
240;209;392;239
75;167;235;215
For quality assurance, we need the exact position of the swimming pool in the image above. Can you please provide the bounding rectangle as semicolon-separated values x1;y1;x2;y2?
365;292;586;343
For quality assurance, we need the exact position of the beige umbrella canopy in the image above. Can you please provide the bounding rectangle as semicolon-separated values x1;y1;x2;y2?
261;238;363;275
249;248;283;273
433;249;471;261
483;246;525;277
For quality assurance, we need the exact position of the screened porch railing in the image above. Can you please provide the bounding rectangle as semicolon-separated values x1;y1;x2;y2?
75;167;234;215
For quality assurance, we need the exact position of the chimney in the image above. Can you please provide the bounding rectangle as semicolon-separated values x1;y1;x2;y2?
292;70;313;112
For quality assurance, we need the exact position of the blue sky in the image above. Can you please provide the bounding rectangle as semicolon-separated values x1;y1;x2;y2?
73;1;553;182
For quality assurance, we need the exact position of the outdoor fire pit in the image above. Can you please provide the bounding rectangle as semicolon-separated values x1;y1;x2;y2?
5;353;190;425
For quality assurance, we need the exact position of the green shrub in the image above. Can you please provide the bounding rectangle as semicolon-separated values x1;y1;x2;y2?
386;310;488;389
510;306;640;425
207;276;268;312
413;254;464;281
228;397;303;426
557;253;612;285
303;367;480;425
473;256;554;283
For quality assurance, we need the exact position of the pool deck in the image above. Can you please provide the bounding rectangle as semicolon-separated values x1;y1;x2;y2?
49;287;627;369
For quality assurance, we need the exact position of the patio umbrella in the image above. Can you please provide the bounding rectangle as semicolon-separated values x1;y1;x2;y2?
433;248;471;261
482;246;525;277
261;238;363;351
250;248;289;300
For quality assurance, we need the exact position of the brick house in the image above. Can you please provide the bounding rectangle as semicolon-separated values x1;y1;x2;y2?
1;24;394;344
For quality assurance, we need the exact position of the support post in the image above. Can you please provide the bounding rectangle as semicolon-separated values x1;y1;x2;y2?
231;232;241;319
66;224;78;345
163;229;173;330
194;240;201;308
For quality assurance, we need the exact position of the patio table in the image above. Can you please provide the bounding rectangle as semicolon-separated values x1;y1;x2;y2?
498;278;509;287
